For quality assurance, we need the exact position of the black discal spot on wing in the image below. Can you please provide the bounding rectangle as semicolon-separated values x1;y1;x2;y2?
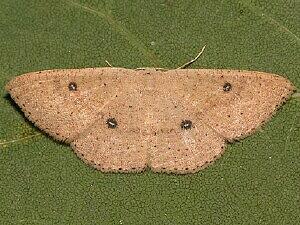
106;118;118;129
223;82;232;92
181;120;193;130
68;82;77;91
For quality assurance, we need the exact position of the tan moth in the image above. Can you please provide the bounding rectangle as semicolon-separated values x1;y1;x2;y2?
6;66;295;174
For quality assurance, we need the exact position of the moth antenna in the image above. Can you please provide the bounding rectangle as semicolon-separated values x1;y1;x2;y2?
105;60;113;67
177;45;206;69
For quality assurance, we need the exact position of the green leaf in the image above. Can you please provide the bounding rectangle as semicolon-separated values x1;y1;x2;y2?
0;0;299;224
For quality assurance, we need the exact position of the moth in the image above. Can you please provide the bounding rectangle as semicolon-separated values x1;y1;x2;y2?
6;68;295;173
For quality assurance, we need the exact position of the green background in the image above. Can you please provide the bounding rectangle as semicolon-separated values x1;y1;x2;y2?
0;0;299;224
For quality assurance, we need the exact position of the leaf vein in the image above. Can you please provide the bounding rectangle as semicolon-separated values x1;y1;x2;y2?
0;133;41;147
238;0;300;43
65;0;162;66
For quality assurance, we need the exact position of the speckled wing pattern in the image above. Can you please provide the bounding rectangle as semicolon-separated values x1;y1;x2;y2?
6;68;295;173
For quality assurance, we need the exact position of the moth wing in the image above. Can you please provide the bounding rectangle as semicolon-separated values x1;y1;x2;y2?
71;122;148;172
148;115;226;174
146;73;226;173
165;69;295;141
70;75;148;172
6;68;132;142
